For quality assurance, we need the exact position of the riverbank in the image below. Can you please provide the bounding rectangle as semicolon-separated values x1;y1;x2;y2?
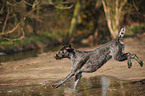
0;32;60;54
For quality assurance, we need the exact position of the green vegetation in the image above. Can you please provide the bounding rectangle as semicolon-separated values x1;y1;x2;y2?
41;31;63;41
126;25;145;35
0;31;60;50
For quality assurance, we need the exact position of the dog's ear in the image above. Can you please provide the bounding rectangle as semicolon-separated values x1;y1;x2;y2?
63;43;71;48
67;44;71;48
66;48;74;52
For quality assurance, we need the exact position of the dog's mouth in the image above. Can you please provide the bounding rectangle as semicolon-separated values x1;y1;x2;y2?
54;54;62;60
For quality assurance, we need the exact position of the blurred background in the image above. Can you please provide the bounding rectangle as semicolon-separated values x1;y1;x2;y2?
0;0;145;54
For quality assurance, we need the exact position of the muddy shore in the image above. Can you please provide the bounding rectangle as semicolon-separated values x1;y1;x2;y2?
0;35;145;89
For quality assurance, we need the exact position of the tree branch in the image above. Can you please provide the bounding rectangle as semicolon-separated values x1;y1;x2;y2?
2;28;25;41
132;0;139;11
54;3;74;9
32;0;41;8
50;0;76;9
23;0;40;8
7;0;40;8
2;7;9;33
0;17;26;36
0;5;4;14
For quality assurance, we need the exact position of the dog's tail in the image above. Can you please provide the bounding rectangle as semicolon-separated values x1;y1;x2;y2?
117;27;125;39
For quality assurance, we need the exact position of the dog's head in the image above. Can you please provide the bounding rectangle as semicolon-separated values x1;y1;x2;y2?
54;44;74;60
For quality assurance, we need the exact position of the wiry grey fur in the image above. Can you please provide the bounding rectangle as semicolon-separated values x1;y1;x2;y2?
52;28;143;90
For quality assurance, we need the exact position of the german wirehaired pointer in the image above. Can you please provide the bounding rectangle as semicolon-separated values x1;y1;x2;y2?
52;28;143;90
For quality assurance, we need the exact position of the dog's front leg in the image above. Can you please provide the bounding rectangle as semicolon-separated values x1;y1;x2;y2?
52;72;75;88
73;72;82;90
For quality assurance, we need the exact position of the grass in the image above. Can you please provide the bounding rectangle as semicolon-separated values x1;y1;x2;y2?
126;24;145;35
41;31;60;41
0;31;61;50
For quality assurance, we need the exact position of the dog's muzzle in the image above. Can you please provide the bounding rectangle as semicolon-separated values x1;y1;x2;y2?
54;54;61;60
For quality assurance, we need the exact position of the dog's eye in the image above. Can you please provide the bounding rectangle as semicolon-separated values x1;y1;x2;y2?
60;51;63;53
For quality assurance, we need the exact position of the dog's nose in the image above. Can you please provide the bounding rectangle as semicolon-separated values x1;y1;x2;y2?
54;54;58;58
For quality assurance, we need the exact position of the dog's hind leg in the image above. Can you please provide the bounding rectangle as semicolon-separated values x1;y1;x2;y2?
130;54;143;67
125;53;143;68
114;52;143;68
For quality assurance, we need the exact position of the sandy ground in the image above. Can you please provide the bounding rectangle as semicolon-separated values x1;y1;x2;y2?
0;35;145;87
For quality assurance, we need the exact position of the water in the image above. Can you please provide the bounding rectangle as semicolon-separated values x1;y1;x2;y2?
0;50;38;62
0;44;90;62
0;46;59;62
0;76;144;96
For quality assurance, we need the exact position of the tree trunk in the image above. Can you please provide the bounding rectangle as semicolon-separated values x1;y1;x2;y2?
102;0;127;39
68;0;81;36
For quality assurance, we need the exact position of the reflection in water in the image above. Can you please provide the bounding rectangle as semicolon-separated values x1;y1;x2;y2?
0;50;39;62
101;76;110;96
0;76;145;96
0;46;60;62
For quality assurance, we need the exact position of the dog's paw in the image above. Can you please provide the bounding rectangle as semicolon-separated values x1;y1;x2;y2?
139;61;143;67
127;62;132;69
51;84;59;89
